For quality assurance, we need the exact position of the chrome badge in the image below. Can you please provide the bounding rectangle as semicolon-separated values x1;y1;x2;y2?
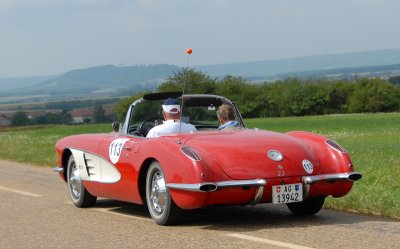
302;159;314;174
277;165;285;176
268;150;283;162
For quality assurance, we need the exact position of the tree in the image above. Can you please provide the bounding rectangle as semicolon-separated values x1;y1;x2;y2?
325;81;354;114
348;78;400;113
158;68;217;94
114;92;147;121
83;117;92;124
93;105;106;123
389;76;400;85
60;109;72;124
114;71;400;120
11;111;30;126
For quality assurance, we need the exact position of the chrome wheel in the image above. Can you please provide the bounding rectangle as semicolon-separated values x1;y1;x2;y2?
69;161;82;200
146;161;182;225
150;170;167;214
67;154;97;207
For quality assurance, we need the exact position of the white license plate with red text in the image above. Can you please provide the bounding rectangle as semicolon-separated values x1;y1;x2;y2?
272;183;303;204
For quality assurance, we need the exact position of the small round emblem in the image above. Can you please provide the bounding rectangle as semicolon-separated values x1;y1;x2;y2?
302;159;314;174
268;150;283;162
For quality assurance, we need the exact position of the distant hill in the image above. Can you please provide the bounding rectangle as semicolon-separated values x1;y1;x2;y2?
278;63;400;80
1;64;179;98
195;48;400;79
0;75;57;90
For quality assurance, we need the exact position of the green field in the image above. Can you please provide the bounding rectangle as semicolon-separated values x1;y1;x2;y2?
0;113;399;219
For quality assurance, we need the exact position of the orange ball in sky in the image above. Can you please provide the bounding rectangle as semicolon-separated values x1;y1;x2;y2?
186;48;192;54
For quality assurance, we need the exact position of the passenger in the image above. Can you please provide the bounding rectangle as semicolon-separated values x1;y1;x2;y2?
217;104;241;130
146;98;196;138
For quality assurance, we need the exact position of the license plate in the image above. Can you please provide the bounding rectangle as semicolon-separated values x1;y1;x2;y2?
272;183;303;204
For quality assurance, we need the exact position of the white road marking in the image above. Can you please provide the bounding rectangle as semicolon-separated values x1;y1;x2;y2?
227;233;315;249
91;208;153;222
64;202;152;222
0;185;42;197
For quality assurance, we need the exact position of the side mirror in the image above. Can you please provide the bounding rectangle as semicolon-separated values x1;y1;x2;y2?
112;121;120;132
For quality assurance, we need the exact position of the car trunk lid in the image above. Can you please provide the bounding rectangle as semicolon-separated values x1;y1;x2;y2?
185;129;319;180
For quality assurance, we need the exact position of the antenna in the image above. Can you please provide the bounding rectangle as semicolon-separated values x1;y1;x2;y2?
177;48;192;144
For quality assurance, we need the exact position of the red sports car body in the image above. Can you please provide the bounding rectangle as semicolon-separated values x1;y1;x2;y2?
54;92;362;225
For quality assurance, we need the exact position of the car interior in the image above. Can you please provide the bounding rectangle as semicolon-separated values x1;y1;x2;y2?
127;95;240;137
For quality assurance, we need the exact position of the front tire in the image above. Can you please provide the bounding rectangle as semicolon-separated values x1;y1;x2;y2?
287;196;325;215
67;154;97;207
146;161;182;225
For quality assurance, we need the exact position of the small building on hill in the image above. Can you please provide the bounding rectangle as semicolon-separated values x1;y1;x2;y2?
68;105;116;124
71;109;93;124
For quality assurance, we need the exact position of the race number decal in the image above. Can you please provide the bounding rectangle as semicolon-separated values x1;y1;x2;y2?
302;159;314;174
109;138;129;164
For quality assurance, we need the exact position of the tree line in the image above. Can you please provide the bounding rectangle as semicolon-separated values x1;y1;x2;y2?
10;68;400;126
115;68;400;120
10;105;114;126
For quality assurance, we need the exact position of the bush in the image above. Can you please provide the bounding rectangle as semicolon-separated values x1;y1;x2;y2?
114;69;400;120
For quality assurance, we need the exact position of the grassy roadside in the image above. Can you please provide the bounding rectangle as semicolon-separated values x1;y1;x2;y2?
0;113;399;219
0;124;111;166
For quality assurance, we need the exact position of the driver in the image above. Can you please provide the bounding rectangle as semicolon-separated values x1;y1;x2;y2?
146;98;196;138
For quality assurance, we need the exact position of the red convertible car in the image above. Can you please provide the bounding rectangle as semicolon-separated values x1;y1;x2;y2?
53;92;362;225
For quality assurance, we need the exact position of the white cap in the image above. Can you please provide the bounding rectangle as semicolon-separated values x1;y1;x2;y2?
162;105;180;114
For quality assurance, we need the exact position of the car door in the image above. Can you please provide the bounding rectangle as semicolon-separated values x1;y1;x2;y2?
97;134;143;203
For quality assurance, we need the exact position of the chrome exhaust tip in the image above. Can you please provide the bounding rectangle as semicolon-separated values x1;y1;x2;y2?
348;173;362;181
199;183;218;192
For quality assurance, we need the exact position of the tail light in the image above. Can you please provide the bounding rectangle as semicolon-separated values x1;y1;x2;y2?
180;146;201;161
326;139;346;153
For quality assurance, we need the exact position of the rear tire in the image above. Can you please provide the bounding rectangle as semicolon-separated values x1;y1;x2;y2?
287;196;325;215
146;161;182;225
67;155;97;207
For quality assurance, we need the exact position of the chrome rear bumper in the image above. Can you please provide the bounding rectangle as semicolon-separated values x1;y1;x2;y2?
302;172;362;185
166;179;266;205
166;172;362;206
166;179;266;192
302;172;362;199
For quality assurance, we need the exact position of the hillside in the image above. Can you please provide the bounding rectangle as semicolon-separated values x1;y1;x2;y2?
1;64;179;98
0;75;57;90
278;63;400;80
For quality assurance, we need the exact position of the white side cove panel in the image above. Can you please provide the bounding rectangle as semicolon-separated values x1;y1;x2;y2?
70;148;121;183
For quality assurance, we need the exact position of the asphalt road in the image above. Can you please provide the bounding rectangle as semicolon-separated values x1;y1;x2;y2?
0;160;399;249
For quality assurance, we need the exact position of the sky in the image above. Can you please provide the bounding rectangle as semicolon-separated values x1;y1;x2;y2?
0;0;399;77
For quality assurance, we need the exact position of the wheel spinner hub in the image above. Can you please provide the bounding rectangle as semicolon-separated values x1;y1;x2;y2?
151;171;167;214
69;163;82;199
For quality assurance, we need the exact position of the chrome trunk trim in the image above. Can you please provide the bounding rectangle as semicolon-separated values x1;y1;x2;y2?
52;167;64;173
216;179;267;188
